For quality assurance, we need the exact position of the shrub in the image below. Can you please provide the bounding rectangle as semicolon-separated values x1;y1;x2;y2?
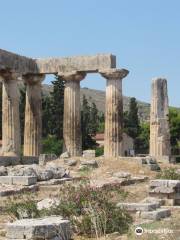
47;182;132;237
156;168;180;180
95;147;104;157
6;183;132;238
42;135;63;156
6;195;40;219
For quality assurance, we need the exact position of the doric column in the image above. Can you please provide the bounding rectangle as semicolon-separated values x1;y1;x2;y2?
150;78;171;160
59;71;86;157
100;69;129;158
23;74;45;156
0;71;21;156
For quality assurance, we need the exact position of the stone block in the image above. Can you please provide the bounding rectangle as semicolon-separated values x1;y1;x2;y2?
64;159;77;166
0;176;13;185
83;150;96;158
80;160;98;168
39;154;57;166
6;216;71;239
150;179;180;188
149;186;175;194
0;176;37;186
113;171;131;178
36;54;116;74
140;208;171;220
12;176;37;186
37;198;60;210
117;202;159;212
141;197;165;206
21;156;39;165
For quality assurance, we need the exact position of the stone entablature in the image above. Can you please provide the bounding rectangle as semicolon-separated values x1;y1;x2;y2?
0;49;129;160
0;49;116;74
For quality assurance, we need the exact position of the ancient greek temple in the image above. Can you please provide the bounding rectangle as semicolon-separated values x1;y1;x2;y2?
0;49;129;160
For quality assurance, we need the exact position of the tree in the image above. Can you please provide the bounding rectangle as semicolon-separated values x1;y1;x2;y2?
125;97;140;139
81;95;97;149
135;122;150;154
169;108;180;152
48;76;65;139
89;102;99;136
42;95;53;137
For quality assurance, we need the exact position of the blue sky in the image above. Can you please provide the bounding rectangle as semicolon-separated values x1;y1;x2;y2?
0;0;180;106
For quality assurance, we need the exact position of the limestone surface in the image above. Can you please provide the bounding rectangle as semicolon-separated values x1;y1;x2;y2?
6;216;71;240
150;78;171;160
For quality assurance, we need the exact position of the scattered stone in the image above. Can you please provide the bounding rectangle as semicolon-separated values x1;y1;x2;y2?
64;159;77;166
138;208;171;220
0;166;7;176
48;166;70;179
131;176;148;183
113;171;131;178
83;150;95;158
6;216;71;240
0;176;37;186
0;184;38;197
149;179;180;206
80;160;98;168
39;154;57;166
60;151;70;159
117;202;159;212
37;198;60;210
8;166;37;177
150;179;180;188
36;169;54;181
141;197;165;206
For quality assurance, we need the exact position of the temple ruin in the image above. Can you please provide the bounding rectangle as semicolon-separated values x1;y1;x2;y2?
0;49;129;161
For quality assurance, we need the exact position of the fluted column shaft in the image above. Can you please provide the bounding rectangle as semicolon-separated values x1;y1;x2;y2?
1;72;21;156
150;78;170;158
100;69;129;158
59;71;86;156
23;74;45;156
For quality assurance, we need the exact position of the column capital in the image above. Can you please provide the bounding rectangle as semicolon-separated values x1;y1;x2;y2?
99;68;129;80
23;74;45;85
0;70;20;82
58;71;86;82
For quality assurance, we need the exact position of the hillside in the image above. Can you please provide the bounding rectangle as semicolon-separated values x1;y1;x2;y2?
42;84;150;122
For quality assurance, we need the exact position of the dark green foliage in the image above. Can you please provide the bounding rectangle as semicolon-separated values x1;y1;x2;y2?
89;102;99;136
81;95;97;149
135;122;150;154
124;97;140;139
95;146;104;157
42;135;63;156
169;108;180;151
156;168;180;180
50;76;65;139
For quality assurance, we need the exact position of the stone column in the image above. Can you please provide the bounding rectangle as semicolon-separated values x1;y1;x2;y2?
0;71;21;156
23;74;45;156
150;78;171;160
100;69;129;158
59;71;86;157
